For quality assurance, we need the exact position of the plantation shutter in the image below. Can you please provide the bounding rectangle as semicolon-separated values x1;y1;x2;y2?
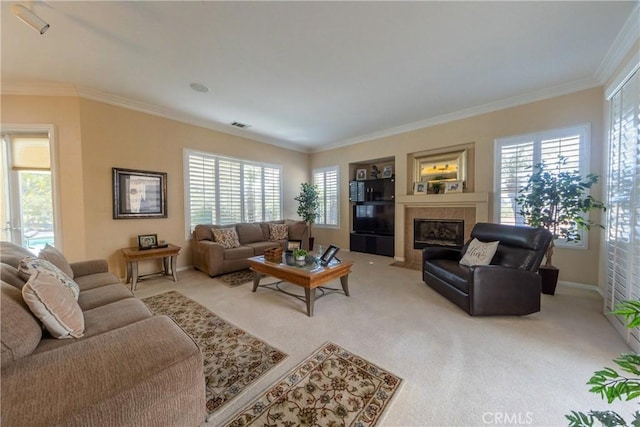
263;167;281;221
496;141;534;225
218;158;242;224
243;164;263;223
313;166;339;226
187;153;216;232
605;69;640;352
494;125;588;247
184;150;283;233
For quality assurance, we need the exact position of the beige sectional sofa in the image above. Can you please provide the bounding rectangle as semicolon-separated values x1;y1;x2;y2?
192;220;309;277
0;242;205;426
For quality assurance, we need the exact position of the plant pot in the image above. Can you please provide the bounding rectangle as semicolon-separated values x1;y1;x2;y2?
539;265;559;295
308;237;315;251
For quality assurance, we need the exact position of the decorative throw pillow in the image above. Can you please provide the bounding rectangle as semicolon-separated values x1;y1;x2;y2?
1;282;42;363
212;227;241;249
21;271;85;339
38;244;74;279
269;223;289;241
18;257;80;300
459;238;500;267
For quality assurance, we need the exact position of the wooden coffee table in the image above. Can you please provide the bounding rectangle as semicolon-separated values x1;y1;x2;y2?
247;255;354;317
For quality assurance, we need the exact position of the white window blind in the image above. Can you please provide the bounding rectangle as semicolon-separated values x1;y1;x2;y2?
494;124;589;248
184;150;282;235
313;166;339;227
605;68;640;352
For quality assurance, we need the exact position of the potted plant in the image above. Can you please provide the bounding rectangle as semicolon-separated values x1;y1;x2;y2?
294;183;320;250
293;248;308;262
516;156;606;295
567;300;640;426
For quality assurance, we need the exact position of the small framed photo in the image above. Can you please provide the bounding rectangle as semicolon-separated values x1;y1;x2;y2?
138;234;158;249
356;169;367;181
286;240;302;251
444;180;463;193
382;165;393;178
320;245;340;266
413;182;427;195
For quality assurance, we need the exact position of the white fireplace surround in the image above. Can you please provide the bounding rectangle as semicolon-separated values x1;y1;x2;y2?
394;192;490;262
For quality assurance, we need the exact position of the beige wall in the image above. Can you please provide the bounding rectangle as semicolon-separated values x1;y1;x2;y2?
311;87;606;285
2;95;309;278
2;88;606;285
1;95;87;260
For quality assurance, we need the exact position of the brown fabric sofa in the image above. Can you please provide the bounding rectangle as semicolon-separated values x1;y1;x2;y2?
192;220;309;277
0;242;206;426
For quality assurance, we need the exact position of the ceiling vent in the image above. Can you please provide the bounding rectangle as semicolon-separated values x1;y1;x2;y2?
230;121;251;129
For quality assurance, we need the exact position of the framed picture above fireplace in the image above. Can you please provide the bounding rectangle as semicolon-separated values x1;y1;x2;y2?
412;148;468;188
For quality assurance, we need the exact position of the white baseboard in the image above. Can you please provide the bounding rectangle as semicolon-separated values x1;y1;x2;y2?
394;256;406;262
558;280;600;294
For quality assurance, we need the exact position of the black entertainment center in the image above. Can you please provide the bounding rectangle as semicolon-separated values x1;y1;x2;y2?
349;177;395;257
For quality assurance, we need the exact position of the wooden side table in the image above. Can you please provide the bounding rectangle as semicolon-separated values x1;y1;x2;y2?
121;244;181;292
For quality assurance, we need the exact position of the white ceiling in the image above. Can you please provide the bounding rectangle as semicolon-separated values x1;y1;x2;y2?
1;1;637;152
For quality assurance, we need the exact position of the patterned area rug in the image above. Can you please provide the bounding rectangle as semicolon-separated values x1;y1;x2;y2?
142;291;287;416
215;269;255;287
224;342;402;427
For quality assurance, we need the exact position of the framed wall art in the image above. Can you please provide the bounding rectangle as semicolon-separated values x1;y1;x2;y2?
113;168;167;219
356;168;367;180
382;165;393;178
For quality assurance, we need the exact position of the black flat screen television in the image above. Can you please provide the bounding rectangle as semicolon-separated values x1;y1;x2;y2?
353;204;394;236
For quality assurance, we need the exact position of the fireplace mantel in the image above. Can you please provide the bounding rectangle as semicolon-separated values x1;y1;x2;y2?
394;192;490;262
396;192;489;207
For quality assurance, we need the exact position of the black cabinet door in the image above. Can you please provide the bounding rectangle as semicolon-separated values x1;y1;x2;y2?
382;178;395;201
350;233;394;257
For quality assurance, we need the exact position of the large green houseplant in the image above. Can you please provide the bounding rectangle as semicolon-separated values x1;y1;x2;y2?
294;183;319;250
516;157;606;294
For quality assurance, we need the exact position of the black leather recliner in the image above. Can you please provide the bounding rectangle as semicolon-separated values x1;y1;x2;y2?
423;222;552;316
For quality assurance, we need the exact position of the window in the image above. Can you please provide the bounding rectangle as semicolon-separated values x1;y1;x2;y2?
605;68;639;352
313;166;339;227
184;149;282;235
494;124;589;247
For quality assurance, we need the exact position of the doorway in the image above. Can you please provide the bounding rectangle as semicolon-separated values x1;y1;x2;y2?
1;125;59;253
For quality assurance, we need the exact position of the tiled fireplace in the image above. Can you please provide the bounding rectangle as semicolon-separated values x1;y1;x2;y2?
404;207;475;266
394;192;489;267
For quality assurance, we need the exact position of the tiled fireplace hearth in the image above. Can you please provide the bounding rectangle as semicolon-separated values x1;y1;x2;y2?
395;192;489;267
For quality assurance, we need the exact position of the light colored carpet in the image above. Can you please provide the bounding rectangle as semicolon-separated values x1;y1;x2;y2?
135;251;636;426
223;342;402;426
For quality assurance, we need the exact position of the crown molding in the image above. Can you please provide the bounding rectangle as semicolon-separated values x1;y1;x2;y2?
1;81;78;96
312;77;600;153
594;3;640;84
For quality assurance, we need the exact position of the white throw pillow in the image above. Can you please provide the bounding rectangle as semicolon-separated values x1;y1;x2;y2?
22;271;85;339
459;238;500;267
18;257;80;300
